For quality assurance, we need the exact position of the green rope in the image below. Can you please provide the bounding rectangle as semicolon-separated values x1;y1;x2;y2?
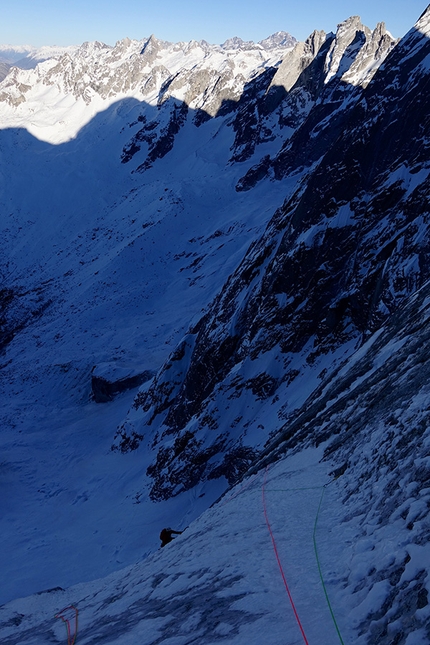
312;487;346;645
264;476;346;642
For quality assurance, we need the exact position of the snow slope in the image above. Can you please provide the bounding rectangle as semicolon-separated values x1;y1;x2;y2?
0;111;294;603
3;276;430;645
0;447;365;645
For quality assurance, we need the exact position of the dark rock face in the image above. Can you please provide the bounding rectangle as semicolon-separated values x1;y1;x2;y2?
254;280;430;645
0;284;53;355
178;13;430;390
115;12;430;504
0;288;16;352
146;430;228;500
91;364;154;402
227;68;279;163
122;101;189;171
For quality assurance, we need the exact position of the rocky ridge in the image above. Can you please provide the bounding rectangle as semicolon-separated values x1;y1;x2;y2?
0;34;292;109
113;9;430;506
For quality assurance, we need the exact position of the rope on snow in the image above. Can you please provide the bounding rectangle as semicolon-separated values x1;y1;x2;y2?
312;485;346;645
262;465;310;645
262;469;346;645
55;605;79;645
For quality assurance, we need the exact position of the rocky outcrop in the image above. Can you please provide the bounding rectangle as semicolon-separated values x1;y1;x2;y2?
341;20;397;87
91;362;155;402
267;29;329;95
0;66;33;106
323;16;372;83
236;17;397;191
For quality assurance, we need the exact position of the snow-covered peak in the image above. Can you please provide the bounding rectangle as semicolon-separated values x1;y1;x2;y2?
221;36;258;50
258;31;297;50
324;15;372;82
415;3;430;36
220;33;297;52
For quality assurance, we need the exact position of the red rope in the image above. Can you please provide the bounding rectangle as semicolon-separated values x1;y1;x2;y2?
55;606;79;645
262;466;309;645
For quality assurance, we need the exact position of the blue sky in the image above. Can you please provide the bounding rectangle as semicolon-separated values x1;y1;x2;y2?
1;0;427;47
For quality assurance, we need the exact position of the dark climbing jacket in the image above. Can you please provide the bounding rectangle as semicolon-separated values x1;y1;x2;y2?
159;528;182;547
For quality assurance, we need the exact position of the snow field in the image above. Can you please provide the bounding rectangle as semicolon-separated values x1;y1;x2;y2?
1;445;359;645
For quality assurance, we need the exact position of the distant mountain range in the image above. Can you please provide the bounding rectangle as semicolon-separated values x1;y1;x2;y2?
0;44;80;80
0;33;297;82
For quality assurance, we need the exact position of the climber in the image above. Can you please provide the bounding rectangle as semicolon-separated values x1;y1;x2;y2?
159;527;183;548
